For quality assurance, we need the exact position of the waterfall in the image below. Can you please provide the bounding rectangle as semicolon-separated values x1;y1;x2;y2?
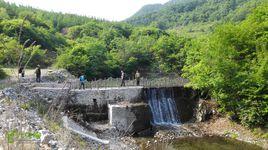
146;88;181;125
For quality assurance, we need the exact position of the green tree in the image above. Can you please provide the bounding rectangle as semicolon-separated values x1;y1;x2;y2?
183;4;268;127
0;8;9;19
153;33;188;74
56;37;108;78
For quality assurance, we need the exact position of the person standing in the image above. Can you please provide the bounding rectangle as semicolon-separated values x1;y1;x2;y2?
18;66;25;77
35;65;41;82
21;67;25;77
79;74;86;90
135;70;141;86
120;70;125;87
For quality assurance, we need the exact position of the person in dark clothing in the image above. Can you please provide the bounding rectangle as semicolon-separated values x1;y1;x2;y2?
18;66;25;77
79;74;86;90
120;70;125;87
135;70;141;86
21;68;25;77
35;65;41;82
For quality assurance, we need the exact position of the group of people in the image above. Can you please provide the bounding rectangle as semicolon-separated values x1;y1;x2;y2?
78;70;141;90
120;70;141;87
19;66;141;89
18;65;41;82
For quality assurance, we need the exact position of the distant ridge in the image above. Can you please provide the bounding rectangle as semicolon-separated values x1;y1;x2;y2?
125;0;263;29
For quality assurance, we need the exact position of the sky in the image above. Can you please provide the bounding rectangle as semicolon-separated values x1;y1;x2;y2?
4;0;169;21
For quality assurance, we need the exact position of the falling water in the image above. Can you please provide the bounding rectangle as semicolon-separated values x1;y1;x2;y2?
146;88;181;125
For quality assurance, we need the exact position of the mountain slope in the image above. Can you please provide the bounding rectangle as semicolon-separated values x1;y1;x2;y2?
126;0;263;29
131;4;163;18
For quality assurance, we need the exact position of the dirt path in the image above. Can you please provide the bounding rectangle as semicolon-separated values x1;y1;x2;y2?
0;68;56;89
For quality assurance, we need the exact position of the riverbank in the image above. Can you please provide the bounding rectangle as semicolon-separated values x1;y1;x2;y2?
191;117;268;148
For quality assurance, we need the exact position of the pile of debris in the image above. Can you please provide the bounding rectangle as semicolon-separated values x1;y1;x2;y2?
43;69;76;83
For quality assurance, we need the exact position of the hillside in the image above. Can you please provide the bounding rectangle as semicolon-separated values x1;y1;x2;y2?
126;0;264;30
132;4;163;17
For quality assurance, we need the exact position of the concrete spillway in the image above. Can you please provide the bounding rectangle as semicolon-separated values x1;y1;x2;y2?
146;88;181;125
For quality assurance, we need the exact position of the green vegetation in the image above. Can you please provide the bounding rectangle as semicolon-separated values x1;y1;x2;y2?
6;129;41;143
0;0;267;128
182;4;268;127
126;0;263;30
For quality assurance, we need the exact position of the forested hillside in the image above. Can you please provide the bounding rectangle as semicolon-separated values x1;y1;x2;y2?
0;0;189;78
0;0;107;67
126;0;263;30
0;0;267;127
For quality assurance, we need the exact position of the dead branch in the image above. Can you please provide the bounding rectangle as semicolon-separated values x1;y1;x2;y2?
23;41;36;69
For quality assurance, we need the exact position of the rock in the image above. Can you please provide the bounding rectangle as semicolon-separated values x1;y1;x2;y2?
195;99;216;122
0;91;4;99
39;130;53;144
49;140;58;149
2;88;17;100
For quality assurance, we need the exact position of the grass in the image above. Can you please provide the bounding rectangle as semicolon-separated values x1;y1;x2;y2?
6;129;41;144
253;128;268;139
20;102;31;110
73;134;88;149
46;119;61;132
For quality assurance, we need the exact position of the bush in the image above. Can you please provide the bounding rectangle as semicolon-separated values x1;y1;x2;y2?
56;37;108;79
183;5;268;127
0;67;7;79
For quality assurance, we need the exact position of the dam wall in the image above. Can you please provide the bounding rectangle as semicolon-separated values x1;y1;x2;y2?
31;86;198;133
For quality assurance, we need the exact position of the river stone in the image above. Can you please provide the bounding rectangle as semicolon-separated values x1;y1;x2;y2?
39;130;53;144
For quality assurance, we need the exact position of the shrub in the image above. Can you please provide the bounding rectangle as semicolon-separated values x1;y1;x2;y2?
0;67;7;79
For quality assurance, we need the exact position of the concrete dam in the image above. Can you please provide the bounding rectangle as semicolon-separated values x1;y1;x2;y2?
31;85;198;134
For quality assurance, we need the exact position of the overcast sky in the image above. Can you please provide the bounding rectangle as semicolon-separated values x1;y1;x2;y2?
4;0;169;21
